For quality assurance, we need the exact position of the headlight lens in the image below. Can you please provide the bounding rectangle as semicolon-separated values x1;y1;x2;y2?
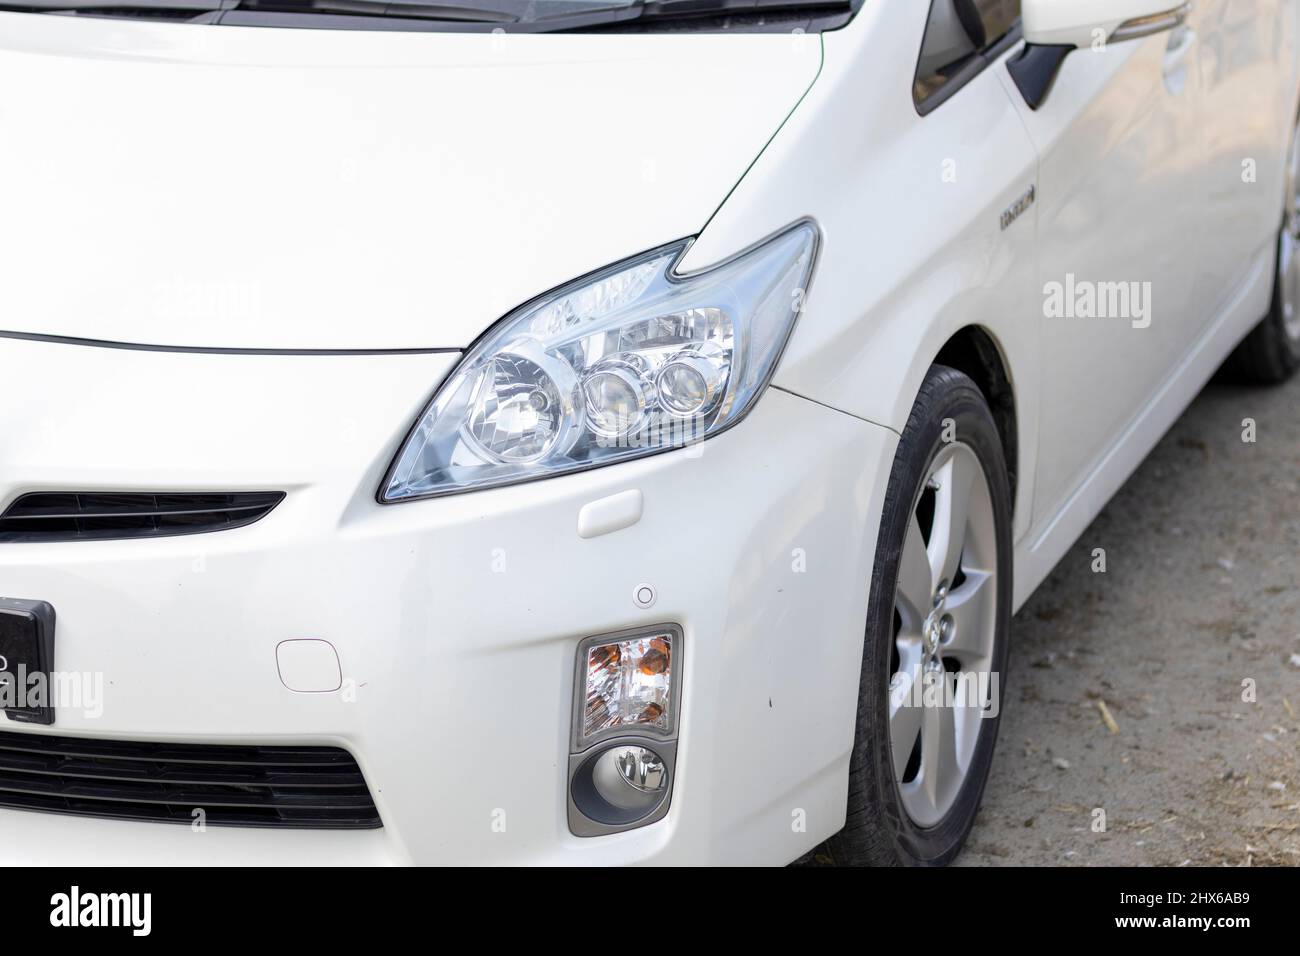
382;220;818;500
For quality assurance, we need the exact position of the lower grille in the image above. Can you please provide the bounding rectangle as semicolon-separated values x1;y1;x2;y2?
0;730;381;829
0;492;284;542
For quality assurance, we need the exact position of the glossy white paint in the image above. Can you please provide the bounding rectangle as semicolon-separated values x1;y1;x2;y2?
0;13;819;350
1012;13;1206;560
0;0;1296;864
0;338;893;865
684;1;1044;541
277;640;343;694
576;489;644;540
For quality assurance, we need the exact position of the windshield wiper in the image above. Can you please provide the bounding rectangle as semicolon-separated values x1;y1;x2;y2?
0;0;848;28
235;0;518;22
634;0;848;15
534;0;852;30
0;0;519;21
0;0;229;11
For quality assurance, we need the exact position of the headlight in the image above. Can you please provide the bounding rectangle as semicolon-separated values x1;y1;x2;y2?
381;220;819;500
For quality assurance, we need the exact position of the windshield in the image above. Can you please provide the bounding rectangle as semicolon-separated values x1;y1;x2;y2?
0;0;857;33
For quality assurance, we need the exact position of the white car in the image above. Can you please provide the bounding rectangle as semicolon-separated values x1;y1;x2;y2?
0;0;1295;867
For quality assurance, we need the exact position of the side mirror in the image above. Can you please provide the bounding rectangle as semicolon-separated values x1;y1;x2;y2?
1009;0;1192;109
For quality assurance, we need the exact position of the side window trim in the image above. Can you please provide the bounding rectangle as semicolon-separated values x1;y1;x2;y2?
914;14;1023;116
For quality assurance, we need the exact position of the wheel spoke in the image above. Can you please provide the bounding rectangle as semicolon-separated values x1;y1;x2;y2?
918;688;958;820
888;660;924;781
896;513;933;627
943;570;995;669
951;685;988;774
927;451;976;589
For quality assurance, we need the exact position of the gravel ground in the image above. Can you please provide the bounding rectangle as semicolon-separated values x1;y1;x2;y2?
957;370;1300;867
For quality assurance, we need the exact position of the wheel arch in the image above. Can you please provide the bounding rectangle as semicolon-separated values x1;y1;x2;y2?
931;325;1020;522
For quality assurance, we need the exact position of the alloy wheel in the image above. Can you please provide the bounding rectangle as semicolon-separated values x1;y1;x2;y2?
888;441;999;827
1280;122;1300;342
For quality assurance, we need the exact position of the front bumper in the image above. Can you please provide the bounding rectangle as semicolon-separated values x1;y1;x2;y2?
0;336;896;865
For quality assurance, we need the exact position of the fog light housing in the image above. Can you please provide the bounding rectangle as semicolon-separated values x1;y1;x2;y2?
568;626;682;836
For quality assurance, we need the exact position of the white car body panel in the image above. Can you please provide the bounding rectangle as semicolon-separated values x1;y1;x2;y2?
1013;15;1208;554
683;1;1044;545
1008;0;1297;600
0;13;819;350
0;337;894;865
688;0;1298;609
1197;0;1297;310
0;0;1296;864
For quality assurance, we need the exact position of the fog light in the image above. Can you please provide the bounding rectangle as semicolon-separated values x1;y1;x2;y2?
571;742;671;827
592;745;668;810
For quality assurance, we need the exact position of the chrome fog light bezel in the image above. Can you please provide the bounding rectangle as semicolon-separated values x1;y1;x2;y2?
567;737;677;836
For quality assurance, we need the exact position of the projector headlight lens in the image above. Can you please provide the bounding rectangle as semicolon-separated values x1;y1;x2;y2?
381;220;818;500
656;346;728;418
582;359;651;439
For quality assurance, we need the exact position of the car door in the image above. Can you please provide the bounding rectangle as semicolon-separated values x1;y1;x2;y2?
998;9;1208;537
1195;0;1293;320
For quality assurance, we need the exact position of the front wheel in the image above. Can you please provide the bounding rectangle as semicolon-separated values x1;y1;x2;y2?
827;365;1012;866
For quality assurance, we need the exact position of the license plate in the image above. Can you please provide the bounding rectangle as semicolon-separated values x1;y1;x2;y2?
0;598;56;725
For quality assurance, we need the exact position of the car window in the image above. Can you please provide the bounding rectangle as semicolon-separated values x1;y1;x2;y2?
974;0;1020;46
914;0;1022;109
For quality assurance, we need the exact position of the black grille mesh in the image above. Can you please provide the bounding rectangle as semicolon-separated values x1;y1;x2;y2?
0;729;381;829
0;492;284;542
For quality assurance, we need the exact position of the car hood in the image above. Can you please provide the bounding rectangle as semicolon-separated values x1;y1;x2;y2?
0;13;819;351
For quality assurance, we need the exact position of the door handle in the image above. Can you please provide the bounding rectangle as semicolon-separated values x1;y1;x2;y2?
1113;1;1193;43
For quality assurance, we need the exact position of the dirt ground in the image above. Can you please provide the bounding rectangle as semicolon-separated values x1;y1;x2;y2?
956;370;1300;866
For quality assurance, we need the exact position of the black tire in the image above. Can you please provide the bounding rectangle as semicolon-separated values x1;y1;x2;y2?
826;365;1012;867
1224;111;1300;385
1223;230;1300;384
